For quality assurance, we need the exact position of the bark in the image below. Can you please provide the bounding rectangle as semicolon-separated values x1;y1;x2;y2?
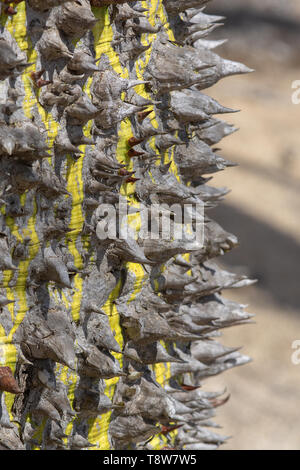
0;0;252;450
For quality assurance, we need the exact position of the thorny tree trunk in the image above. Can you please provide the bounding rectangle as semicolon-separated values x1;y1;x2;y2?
0;0;253;450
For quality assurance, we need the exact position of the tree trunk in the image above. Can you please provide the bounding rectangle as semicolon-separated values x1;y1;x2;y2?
0;0;252;450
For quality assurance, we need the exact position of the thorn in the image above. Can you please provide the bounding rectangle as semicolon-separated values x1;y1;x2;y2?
128;149;145;158
4;5;17;15
30;70;52;88
118;168;134;177
209;394;231;408
160;424;183;435
30;70;45;82
0;367;22;394
181;383;201;391
125;177;140;184
36;79;52;88
137;109;153;122
127;136;144;147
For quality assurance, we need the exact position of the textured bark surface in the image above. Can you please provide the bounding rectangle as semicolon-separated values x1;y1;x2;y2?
0;0;252;450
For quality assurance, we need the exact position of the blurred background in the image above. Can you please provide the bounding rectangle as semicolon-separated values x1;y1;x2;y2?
202;0;300;450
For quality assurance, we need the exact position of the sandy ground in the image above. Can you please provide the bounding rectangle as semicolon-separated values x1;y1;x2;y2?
200;0;300;450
